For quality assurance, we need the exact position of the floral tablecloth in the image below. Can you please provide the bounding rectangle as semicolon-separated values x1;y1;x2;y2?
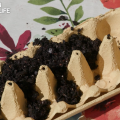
0;0;120;120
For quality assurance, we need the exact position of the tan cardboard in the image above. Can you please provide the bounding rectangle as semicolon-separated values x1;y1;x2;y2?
0;8;120;120
96;35;120;91
51;8;120;43
11;44;40;60
0;60;5;74
36;65;57;101
1;81;27;120
55;86;120;120
67;50;94;92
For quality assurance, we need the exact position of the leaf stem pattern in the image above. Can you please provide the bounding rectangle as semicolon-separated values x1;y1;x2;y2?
60;0;74;27
28;0;85;35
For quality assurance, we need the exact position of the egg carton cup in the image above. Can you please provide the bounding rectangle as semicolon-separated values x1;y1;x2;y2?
1;8;120;120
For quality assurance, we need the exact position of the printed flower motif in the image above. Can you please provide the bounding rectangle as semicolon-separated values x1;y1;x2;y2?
83;93;120;120
101;0;120;9
0;24;31;60
28;0;84;36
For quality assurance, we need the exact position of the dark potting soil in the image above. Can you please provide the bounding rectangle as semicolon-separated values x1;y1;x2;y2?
0;32;101;120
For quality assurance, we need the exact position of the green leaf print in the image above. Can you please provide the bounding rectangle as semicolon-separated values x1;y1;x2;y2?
28;0;86;36
74;6;84;21
28;0;54;5
79;17;92;24
41;7;67;15
67;0;83;10
46;29;63;36
34;16;59;25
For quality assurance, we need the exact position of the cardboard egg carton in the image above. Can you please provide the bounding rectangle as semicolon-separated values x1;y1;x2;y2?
1;8;120;120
